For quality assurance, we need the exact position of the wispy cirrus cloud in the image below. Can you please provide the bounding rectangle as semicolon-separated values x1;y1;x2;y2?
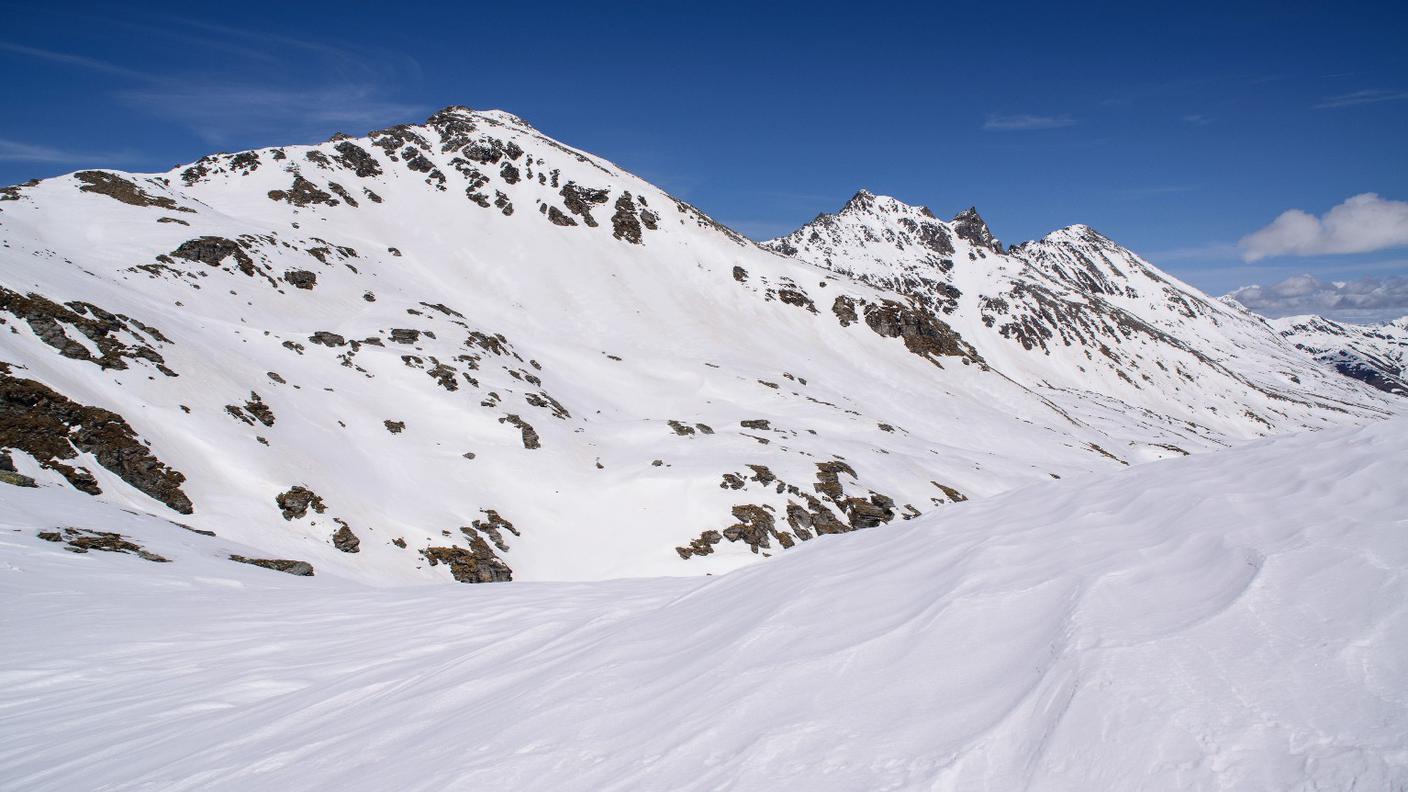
0;21;426;146
1314;89;1408;109
1240;194;1408;261
1113;185;1198;201
0;137;138;164
981;113;1076;131
117;84;425;146
0;42;150;80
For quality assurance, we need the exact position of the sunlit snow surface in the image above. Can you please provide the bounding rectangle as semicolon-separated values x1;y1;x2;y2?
3;418;1405;791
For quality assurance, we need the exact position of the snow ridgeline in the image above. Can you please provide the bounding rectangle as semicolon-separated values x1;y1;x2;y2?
3;417;1405;791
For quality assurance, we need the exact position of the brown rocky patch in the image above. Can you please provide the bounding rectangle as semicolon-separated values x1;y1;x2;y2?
560;183;609;227
229;555;314;576
268;175;338;207
423;536;513;583
332;520;361;553
75;171;192;212
0;288;176;375
276;486;326;520
39;527;169;562
611;192;644;243
499;414;540;449
1;372;193;513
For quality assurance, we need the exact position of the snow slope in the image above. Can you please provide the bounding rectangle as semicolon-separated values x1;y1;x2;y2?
3;417;1405;791
0;107;1399;584
1272;314;1408;396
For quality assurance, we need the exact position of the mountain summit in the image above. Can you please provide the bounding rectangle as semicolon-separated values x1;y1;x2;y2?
0;107;1399;584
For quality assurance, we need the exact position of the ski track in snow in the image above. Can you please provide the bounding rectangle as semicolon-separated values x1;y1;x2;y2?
2;419;1405;791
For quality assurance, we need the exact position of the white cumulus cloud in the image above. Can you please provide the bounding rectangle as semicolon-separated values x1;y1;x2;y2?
1239;193;1408;261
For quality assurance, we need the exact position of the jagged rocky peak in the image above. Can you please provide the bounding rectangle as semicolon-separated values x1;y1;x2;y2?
950;206;1002;252
839;188;938;219
763;189;959;267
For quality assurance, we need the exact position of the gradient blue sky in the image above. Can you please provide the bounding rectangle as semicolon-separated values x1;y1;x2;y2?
3;0;1406;316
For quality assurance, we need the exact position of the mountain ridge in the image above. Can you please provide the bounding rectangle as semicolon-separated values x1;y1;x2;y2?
0;105;1399;585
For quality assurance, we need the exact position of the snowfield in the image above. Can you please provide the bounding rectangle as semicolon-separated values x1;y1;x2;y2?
4;418;1405;791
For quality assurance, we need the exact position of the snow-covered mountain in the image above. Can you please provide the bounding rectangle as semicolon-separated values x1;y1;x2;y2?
4;415;1405;791
0;106;1399;584
1272;314;1408;396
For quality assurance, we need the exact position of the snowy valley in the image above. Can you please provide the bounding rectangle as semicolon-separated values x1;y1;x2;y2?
1;106;1406;790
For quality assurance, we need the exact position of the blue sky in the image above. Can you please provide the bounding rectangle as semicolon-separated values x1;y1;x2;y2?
3;0;1406;318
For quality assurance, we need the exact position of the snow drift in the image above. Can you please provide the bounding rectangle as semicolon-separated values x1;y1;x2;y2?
2;417;1405;791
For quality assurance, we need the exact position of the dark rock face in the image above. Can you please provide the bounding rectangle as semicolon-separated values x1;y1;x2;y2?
776;287;817;312
229;555;315;576
331;521;361;553
333;142;382;177
284;270;317;290
832;295;859;326
611;192;644;243
39;527;169;562
308;331;346;347
0;372;193;513
933;482;968;502
951;207;1002;252
268;175;338;207
814;460;856;501
389;328;420;344
547;206;577;226
863;299;981;364
384;420;405;434
226;392;276;427
1;468;38;488
275;486;326;520
1325;355;1408;396
469;509;519;552
841;493;895;529
423;535;513;583
682;456;901;560
667;420;697;436
721;504;777;551
499;414;540;449
0;288;176;375
898;216;956;255
171;236;254;270
74;171;191;212
740;419;771;430
560;183;609;227
676;529;722;559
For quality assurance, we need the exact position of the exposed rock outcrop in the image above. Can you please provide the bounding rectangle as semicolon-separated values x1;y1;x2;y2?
0;371;193;513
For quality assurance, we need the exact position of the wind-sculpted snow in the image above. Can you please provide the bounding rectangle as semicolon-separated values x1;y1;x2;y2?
0;106;1400;583
2;419;1405;790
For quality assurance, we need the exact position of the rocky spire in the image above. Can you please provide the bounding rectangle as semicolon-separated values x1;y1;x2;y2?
842;188;877;214
951;207;1002;253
